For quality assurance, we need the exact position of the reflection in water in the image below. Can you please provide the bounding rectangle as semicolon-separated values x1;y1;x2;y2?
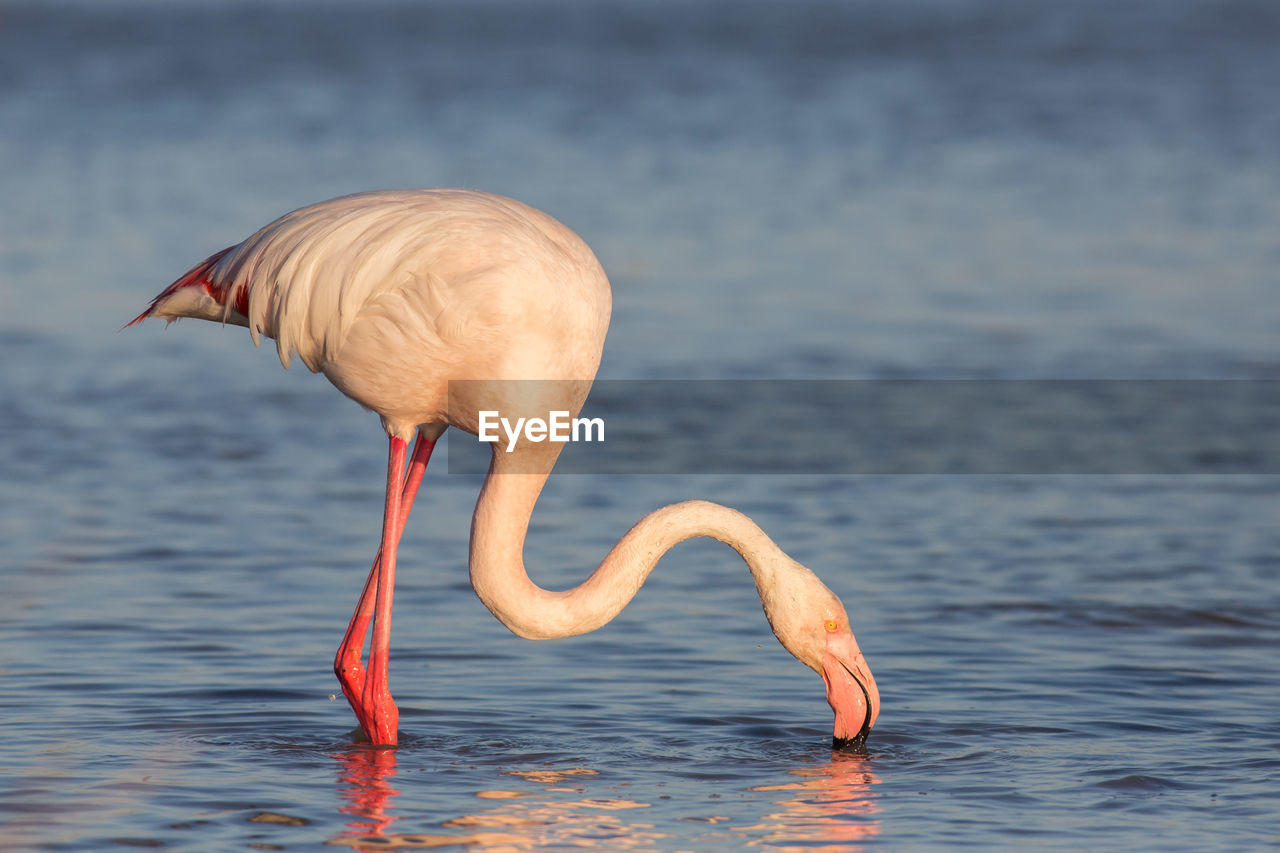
333;747;402;840
328;750;879;851
739;753;881;851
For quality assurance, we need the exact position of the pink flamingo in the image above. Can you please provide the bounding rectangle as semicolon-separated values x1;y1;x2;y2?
129;189;879;748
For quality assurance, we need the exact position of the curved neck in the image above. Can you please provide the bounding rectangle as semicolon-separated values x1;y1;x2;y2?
467;451;787;640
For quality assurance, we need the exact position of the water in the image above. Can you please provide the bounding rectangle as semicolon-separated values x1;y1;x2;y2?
2;0;1279;849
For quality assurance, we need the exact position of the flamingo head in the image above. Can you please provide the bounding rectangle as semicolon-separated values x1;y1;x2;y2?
818;617;880;751
762;559;881;751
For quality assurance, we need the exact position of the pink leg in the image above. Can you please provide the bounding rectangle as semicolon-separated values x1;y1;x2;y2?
334;433;435;709
361;436;409;745
334;432;436;742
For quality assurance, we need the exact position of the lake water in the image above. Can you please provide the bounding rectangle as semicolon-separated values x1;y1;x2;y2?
2;0;1279;850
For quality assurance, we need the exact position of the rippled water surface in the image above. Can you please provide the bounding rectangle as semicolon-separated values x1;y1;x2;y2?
3;1;1279;850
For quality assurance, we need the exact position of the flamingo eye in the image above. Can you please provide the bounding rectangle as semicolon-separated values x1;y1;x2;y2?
824;620;838;633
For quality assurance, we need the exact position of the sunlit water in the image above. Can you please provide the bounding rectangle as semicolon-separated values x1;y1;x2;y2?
3;1;1279;850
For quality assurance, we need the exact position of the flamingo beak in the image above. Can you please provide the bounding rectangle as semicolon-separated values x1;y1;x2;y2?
820;630;880;751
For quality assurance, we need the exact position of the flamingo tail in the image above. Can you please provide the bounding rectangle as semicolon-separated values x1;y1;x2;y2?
125;246;240;329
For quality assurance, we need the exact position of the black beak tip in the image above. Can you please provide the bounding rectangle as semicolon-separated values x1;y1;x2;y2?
831;659;874;754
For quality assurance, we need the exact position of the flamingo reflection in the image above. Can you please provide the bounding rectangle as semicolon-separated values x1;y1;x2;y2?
328;755;880;850
332;747;401;841
329;762;664;850
738;753;882;850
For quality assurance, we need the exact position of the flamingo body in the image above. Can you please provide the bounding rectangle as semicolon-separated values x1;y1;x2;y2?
131;189;879;749
134;190;610;441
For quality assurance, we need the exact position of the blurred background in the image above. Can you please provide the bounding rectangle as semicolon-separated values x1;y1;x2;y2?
4;0;1277;377
2;1;1278;850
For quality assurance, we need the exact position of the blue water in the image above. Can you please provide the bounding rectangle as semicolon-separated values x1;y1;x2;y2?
3;0;1279;849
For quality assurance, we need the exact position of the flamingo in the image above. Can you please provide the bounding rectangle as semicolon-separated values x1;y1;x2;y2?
128;189;880;749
